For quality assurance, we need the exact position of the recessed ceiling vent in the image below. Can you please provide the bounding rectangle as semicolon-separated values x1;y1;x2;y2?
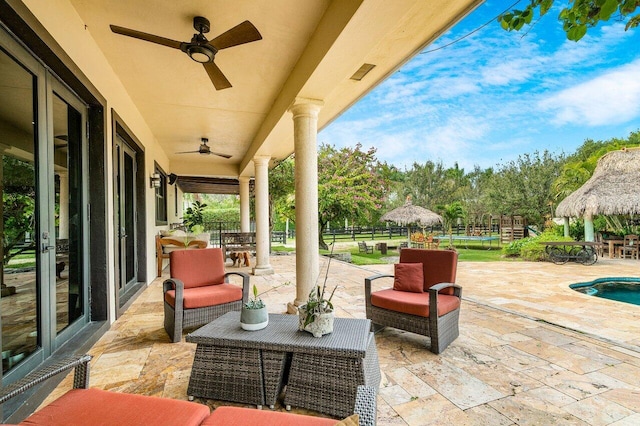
350;63;376;81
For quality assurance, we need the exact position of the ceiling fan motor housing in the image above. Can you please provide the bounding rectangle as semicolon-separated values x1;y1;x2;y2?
194;16;210;34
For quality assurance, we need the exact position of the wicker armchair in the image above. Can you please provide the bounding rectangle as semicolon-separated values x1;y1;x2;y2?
364;248;461;354
163;248;249;342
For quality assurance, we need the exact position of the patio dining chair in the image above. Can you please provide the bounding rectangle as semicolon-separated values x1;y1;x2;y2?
163;248;249;342
617;234;639;260
364;248;461;354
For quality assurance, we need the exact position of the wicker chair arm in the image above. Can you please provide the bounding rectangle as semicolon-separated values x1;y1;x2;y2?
163;278;185;308
364;274;394;300
428;282;462;298
427;282;462;319
0;355;92;405
354;385;377;426
224;271;250;303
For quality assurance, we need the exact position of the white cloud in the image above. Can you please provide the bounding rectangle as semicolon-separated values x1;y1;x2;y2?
539;59;640;126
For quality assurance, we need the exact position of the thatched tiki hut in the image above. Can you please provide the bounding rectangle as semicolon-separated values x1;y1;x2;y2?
555;148;640;241
380;197;443;243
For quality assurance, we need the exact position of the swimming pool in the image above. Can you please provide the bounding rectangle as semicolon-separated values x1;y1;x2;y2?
570;277;640;306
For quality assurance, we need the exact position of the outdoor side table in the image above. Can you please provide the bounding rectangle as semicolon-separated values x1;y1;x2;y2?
185;311;380;418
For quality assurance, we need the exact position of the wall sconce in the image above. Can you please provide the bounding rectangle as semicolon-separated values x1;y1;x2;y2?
150;173;161;188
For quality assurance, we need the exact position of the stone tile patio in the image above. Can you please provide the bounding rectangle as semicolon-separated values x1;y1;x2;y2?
49;254;640;425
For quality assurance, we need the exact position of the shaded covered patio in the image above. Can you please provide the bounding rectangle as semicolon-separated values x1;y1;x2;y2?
46;255;640;425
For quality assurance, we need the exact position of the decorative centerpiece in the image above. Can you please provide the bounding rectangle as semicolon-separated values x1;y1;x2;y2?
298;284;336;337
298;244;337;337
240;285;268;331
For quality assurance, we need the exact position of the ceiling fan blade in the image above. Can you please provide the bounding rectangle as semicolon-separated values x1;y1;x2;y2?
209;20;262;50
203;62;232;90
210;151;232;159
110;25;182;49
174;150;201;154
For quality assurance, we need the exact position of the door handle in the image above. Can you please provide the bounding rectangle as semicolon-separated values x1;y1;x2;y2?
42;244;55;253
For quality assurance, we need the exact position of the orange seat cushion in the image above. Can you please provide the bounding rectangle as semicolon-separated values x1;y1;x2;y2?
202;406;338;425
165;283;242;309
393;263;424;293
169;248;225;289
370;288;460;317
18;388;210;426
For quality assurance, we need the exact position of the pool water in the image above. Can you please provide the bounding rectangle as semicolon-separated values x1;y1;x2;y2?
570;278;640;306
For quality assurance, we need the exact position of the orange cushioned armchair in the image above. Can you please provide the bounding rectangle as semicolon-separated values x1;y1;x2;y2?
163;248;249;342
364;248;461;354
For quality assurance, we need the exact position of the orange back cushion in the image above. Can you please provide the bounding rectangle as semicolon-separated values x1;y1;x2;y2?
170;248;225;289
399;248;458;292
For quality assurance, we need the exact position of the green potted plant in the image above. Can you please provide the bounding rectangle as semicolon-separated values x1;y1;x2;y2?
298;284;337;337
298;244;337;337
240;284;268;331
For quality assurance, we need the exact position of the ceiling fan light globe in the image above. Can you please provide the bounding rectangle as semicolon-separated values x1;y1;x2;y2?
187;45;214;63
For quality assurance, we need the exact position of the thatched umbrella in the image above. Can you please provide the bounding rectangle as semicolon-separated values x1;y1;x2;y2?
381;197;443;243
555;147;640;241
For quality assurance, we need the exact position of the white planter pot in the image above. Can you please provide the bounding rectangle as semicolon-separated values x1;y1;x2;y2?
298;307;334;338
240;307;269;331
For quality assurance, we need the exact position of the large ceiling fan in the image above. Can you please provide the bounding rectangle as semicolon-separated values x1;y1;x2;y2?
175;138;232;159
110;16;262;90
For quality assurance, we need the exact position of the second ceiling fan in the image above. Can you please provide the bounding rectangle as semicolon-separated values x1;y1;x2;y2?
110;16;262;90
175;138;232;159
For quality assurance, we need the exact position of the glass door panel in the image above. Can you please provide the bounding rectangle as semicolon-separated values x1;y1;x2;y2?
0;48;39;374
51;92;84;335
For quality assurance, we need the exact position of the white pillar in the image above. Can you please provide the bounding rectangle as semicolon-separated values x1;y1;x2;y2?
584;214;595;242
563;217;570;238
58;171;69;239
239;176;250;232
252;156;273;275
287;98;323;313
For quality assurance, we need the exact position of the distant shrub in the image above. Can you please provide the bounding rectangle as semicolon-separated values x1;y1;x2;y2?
502;237;532;257
503;231;574;261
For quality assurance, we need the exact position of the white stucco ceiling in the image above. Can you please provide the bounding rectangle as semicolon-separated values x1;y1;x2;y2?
68;0;481;178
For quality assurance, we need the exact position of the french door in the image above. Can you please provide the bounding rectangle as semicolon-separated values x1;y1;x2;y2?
114;136;138;307
0;30;88;380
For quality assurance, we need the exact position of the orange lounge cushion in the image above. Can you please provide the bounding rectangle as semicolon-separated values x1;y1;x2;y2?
203;406;339;425
165;283;242;309
393;263;424;293
169;248;225;288
19;388;210;426
370;288;460;317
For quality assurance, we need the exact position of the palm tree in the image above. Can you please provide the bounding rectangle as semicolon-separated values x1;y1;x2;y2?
440;202;465;250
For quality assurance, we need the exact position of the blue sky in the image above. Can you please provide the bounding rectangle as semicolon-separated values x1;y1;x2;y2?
319;1;640;170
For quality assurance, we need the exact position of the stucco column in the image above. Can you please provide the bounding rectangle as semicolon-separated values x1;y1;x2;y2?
252;156;274;276
563;217;570;238
58;171;69;239
584;214;595;242
239;176;250;232
287;98;323;314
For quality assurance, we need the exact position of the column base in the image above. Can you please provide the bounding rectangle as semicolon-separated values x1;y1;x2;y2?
252;265;274;276
286;302;299;314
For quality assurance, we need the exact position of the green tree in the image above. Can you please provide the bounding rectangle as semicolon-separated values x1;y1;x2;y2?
315;143;388;249
438;201;465;249
485;151;565;229
499;0;640;41
269;157;295;232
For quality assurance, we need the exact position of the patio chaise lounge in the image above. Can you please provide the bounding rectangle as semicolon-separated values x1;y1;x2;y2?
0;355;375;425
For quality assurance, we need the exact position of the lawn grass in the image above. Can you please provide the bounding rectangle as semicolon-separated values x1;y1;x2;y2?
275;239;518;265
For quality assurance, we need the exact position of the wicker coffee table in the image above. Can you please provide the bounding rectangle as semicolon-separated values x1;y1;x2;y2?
186;311;380;418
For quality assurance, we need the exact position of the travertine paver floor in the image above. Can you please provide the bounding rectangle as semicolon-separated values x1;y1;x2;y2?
48;253;640;425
